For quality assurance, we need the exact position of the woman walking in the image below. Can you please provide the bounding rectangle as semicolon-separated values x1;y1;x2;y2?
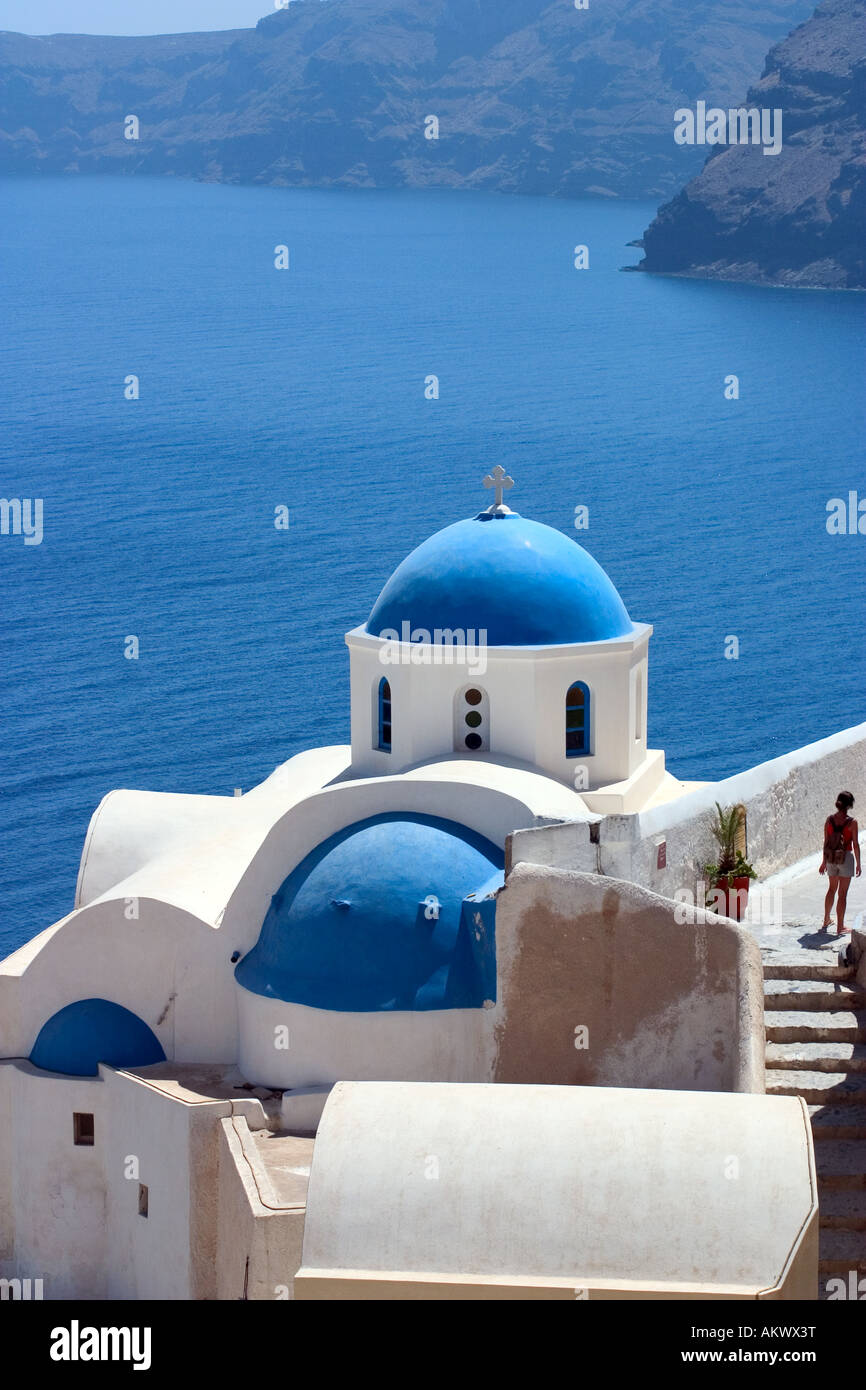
820;791;861;934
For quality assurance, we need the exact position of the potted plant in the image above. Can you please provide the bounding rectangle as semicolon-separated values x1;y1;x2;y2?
703;802;757;922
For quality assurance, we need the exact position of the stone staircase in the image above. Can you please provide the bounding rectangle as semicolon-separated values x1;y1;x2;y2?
764;953;866;1298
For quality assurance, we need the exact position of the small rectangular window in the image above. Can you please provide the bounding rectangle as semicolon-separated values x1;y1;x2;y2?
73;1112;94;1146
138;1184;149;1218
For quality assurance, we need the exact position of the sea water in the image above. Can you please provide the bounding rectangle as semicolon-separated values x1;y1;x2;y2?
1;175;863;950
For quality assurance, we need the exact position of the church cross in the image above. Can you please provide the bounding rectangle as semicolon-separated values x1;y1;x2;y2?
483;465;515;509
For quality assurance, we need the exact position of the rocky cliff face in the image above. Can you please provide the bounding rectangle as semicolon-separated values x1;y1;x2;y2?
639;0;866;287
0;0;814;200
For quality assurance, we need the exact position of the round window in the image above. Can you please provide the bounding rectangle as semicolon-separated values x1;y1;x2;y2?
465;733;483;751
464;689;482;706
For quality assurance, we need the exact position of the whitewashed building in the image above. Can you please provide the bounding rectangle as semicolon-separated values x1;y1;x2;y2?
0;472;857;1300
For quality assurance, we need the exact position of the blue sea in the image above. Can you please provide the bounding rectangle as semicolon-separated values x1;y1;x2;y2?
1;175;864;954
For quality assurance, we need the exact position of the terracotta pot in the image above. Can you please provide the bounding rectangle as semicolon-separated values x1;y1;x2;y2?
715;876;751;922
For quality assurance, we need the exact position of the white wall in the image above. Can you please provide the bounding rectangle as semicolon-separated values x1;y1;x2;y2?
76;791;243;909
237;986;494;1090
236;863;764;1096
102;1068;199;1299
0;1062;109;1299
346;623;657;790
634;722;866;889
0;896;236;1064
75;746;352;909
0;1061;238;1301
218;770;577;975
216;1117;308;1300
0;763;583;1067
512;722;866;899
297;1082;817;1299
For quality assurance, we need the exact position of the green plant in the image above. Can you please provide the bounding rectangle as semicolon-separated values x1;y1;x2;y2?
703;854;758;888
704;803;757;886
710;802;744;872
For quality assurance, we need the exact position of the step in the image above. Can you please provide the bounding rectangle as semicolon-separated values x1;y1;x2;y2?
814;1140;866;1187
766;1011;866;1044
819;1190;866;1230
818;1228;866;1273
764;980;866;1012
763;960;854;982
809;1104;866;1140
766;1042;866;1072
766;1069;866;1105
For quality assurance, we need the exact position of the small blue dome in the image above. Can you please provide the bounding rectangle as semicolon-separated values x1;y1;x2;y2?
30;999;166;1077
235;813;503;1012
366;513;633;646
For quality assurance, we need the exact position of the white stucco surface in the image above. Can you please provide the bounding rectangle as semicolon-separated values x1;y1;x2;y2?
297;1082;818;1298
346;624;662;798
3;494;854;1305
234;864;763;1096
0;1061;302;1301
237;986;495;1090
511;722;866;897
634;722;866;890
0;1063;109;1298
75;746;353;909
216;1117;308;1300
0;756;595;1063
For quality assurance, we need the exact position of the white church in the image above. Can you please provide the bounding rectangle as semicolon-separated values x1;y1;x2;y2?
1;470;859;1301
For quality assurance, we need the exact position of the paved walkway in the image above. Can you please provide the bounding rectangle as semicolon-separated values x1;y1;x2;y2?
749;856;866;1299
744;854;865;962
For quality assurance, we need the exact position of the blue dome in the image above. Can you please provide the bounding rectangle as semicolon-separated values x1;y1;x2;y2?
235;813;503;1013
30;999;166;1077
366;513;633;646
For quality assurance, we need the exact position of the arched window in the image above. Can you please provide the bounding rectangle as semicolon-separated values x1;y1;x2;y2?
377;678;392;752
566;682;590;757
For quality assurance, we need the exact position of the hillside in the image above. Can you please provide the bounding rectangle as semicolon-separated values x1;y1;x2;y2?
0;0;815;200
639;0;866;287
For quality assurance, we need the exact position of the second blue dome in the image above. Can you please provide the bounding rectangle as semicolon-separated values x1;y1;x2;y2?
235;813;503;1013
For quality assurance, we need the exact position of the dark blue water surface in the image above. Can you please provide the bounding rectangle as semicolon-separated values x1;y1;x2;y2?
1;175;864;952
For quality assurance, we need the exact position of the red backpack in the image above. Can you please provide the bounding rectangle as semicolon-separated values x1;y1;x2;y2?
825;815;852;866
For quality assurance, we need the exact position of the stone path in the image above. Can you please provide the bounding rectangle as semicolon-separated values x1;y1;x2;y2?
745;853;865;955
745;857;865;1300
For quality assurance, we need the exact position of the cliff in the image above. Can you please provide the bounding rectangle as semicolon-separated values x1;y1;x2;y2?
0;0;815;200
639;0;866;287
